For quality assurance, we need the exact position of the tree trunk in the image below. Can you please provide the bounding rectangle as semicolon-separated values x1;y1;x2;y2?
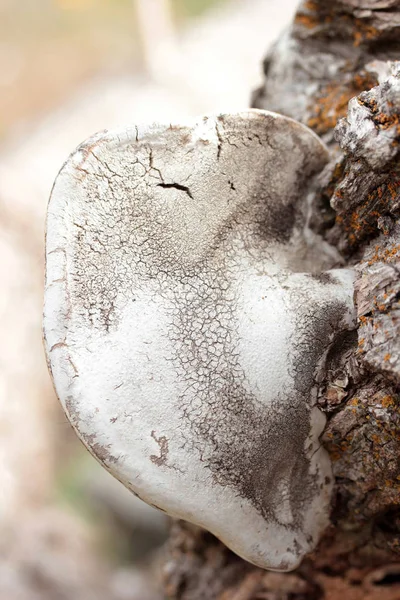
162;1;400;598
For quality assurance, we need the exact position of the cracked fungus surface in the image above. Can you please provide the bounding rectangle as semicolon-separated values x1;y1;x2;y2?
44;111;356;570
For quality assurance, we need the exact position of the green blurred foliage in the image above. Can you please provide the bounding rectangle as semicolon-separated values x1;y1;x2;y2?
172;0;226;19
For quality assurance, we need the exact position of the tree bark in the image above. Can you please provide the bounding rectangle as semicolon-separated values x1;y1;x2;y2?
162;1;400;598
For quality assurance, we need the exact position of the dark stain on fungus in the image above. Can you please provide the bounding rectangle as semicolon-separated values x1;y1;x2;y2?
90;442;119;464
65;396;80;427
170;267;350;529
309;272;337;285
150;431;170;468
83;433;120;465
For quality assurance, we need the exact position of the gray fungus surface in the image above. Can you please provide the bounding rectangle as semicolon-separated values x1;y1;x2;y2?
44;110;356;571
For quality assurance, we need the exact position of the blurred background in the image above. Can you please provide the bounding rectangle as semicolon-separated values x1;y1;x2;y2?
0;0;297;598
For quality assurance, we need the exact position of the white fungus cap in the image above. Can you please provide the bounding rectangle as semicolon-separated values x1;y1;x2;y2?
44;110;355;571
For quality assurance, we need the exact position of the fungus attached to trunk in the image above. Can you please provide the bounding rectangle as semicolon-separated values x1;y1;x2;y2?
43;110;355;571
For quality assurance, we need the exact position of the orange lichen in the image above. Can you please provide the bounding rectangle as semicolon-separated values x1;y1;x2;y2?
295;13;320;29
367;243;400;266
307;72;378;135
358;94;400;136
353;21;380;47
384;353;391;362
330;452;341;462
303;0;319;9
338;181;400;249
376;112;400;131
388;180;400;198
381;395;395;408
359;316;371;325
295;1;334;31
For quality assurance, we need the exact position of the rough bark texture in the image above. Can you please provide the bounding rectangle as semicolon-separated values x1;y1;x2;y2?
162;1;400;598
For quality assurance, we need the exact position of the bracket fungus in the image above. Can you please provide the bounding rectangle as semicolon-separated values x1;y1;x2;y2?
44;109;356;571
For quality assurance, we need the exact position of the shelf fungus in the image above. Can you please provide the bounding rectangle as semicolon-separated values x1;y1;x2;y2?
43;110;356;571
